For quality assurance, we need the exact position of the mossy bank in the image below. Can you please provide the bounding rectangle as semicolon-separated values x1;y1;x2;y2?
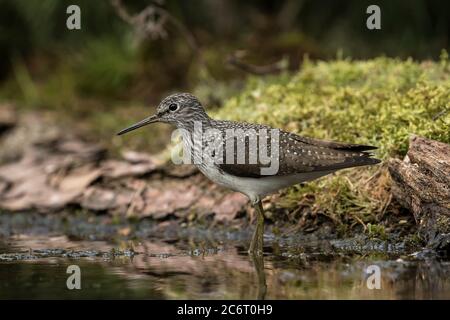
213;56;449;239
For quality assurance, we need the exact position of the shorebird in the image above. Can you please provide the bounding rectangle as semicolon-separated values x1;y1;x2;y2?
117;93;380;255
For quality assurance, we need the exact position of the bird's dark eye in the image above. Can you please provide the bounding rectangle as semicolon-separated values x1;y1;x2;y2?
168;103;179;112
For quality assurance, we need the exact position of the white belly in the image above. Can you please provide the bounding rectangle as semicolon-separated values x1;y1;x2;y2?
197;164;333;203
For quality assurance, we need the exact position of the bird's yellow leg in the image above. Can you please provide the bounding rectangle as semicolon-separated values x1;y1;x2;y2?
248;200;265;255
250;252;267;299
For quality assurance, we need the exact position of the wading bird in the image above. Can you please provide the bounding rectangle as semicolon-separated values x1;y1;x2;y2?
118;93;380;255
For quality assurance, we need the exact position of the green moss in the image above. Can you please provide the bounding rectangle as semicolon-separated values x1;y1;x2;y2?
214;57;450;233
367;223;387;240
215;57;449;157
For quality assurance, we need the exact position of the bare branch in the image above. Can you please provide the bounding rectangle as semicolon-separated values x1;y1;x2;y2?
110;0;198;52
226;51;287;75
432;106;449;121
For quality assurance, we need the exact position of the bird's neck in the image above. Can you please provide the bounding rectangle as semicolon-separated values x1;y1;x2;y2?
176;113;212;133
176;114;215;166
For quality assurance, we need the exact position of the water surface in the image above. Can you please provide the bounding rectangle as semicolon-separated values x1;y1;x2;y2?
1;235;449;299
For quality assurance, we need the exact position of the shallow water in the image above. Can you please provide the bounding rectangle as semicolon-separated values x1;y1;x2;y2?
1;234;450;299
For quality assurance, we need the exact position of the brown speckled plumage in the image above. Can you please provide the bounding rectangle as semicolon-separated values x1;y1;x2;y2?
213;120;380;178
119;92;380;196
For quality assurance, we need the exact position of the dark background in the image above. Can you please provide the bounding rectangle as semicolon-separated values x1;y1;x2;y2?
1;0;448;84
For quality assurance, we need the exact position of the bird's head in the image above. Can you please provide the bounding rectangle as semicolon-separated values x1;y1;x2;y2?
117;93;208;135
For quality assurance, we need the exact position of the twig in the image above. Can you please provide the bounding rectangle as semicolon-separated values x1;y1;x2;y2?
432;107;449;121
126;181;147;218
226;51;287;75
351;213;367;231
111;0;199;53
378;193;392;221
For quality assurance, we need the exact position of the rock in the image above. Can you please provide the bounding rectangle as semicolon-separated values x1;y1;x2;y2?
388;135;450;249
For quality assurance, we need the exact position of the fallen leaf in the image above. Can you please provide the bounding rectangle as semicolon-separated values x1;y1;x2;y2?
121;150;158;164
118;227;132;237
213;192;248;222
101;160;156;179
58;166;102;192
140;185;202;219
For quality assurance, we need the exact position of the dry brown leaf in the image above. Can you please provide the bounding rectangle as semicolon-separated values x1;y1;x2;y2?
213;192;248;222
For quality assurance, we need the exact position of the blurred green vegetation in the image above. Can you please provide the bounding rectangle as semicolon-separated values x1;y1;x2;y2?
1;0;449;92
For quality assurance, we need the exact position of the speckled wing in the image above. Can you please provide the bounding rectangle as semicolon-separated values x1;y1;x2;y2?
214;120;380;178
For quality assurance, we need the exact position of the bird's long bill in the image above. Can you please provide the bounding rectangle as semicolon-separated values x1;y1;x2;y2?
116;114;159;135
